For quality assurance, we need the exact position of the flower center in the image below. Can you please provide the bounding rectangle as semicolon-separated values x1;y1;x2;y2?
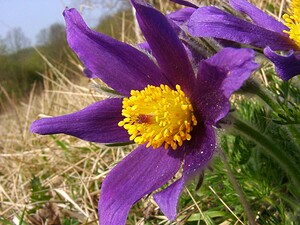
118;84;197;150
283;0;300;47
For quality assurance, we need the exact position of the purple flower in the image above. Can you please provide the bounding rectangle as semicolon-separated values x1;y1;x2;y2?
187;0;300;81
30;0;257;224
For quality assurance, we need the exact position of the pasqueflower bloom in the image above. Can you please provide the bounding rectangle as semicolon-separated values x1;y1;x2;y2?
187;0;300;81
30;0;257;224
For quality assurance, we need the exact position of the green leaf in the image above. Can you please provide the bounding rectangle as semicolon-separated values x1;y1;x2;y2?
105;141;134;147
30;176;52;212
187;211;227;221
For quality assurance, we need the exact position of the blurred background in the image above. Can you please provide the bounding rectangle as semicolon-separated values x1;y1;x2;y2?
0;0;133;110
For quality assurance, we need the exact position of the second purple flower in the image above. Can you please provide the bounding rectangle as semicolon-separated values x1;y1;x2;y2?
187;0;300;81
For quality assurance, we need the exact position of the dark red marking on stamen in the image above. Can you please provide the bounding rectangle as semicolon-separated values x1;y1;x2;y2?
136;114;152;124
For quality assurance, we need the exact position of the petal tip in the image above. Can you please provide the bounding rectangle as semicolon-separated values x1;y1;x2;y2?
29;120;42;134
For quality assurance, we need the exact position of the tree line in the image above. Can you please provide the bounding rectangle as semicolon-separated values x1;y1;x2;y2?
0;2;136;109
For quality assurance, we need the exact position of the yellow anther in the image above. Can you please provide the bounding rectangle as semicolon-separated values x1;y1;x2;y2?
181;105;188;110
283;0;300;47
118;84;197;150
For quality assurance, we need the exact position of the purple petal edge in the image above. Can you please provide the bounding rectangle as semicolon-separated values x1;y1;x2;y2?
154;179;184;220
188;6;295;51
63;8;166;96
229;0;287;33
99;145;184;225
30;98;129;143
193;48;257;124
131;0;196;95
170;0;198;8
264;47;300;81
206;48;258;98
168;8;196;28
154;125;215;220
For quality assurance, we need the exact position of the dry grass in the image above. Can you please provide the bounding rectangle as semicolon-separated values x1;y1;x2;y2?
0;0;290;224
0;47;162;224
0;53;110;224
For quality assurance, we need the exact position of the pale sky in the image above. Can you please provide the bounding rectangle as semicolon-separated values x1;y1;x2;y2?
0;0;122;45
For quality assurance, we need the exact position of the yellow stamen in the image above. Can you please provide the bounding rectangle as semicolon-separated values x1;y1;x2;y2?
118;84;197;150
283;0;300;47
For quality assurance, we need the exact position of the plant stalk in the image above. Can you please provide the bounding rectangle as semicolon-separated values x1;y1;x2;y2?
219;148;257;225
227;113;300;196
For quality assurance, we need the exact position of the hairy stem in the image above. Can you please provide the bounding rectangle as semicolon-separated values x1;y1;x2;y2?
219;148;257;225
228;113;300;196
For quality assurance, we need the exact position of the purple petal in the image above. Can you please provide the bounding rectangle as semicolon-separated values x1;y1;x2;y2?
63;8;166;96
170;0;198;8
229;0;288;33
83;68;97;78
30;98;129;143
138;41;151;53
264;47;300;81
188;6;295;51
154;178;184;220
154;125;215;219
138;7;194;55
183;125;215;176
206;47;258;98
168;8;196;28
193;62;230;124
99;145;184;225
131;0;196;95
193;48;257;124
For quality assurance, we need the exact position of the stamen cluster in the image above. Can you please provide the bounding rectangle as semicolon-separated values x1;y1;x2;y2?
118;84;197;150
283;0;300;47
